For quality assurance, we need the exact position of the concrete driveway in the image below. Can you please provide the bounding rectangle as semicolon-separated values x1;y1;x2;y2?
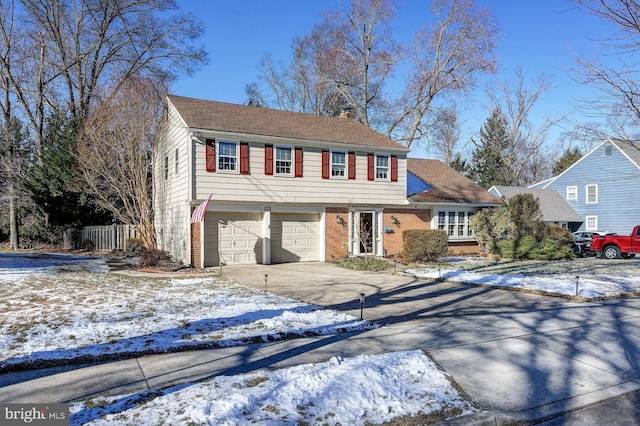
223;262;640;424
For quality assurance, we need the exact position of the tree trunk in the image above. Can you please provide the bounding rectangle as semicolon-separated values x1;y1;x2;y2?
8;175;18;250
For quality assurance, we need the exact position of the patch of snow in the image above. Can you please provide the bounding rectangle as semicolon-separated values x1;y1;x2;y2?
69;350;474;426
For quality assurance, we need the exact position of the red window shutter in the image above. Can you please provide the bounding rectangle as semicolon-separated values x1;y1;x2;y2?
391;155;398;182
294;147;303;177
205;139;216;172
240;142;250;175
264;144;273;175
322;150;330;179
367;154;374;181
348;152;356;180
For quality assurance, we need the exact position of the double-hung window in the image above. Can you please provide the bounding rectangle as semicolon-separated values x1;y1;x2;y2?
376;155;389;180
331;151;346;178
218;141;238;172
566;186;577;201
275;146;292;176
586;184;598;204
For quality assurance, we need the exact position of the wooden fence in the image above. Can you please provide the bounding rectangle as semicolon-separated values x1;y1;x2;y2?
63;225;142;251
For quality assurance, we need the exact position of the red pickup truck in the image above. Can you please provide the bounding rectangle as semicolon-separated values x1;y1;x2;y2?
591;225;640;259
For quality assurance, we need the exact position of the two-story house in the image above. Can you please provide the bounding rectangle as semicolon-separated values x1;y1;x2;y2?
154;95;499;267
529;138;640;233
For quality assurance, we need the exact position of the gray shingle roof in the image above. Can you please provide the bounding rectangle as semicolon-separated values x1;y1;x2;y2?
612;139;640;168
168;95;408;151
490;186;583;222
407;159;501;205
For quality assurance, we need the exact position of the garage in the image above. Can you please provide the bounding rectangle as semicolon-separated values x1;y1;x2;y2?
203;212;263;266
270;213;322;263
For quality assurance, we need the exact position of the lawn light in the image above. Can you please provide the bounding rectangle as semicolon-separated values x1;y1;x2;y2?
359;293;366;320
438;264;442;279
575;276;580;296
265;274;268;291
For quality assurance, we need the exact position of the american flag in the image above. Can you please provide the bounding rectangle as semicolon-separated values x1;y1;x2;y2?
190;194;212;223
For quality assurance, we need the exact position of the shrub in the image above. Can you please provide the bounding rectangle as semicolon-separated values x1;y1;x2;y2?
126;238;146;256
336;257;391;271
138;249;172;268
402;229;448;263
496;225;575;260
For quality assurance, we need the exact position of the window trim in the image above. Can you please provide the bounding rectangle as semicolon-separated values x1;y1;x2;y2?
216;140;239;174
585;184;598;204
274;145;294;177
566;185;577;201
330;150;347;179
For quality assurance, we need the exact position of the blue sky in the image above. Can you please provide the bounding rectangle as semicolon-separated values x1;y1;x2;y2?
172;1;610;158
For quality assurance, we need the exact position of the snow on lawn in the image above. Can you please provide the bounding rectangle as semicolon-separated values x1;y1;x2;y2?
69;350;474;426
0;260;372;370
405;257;640;299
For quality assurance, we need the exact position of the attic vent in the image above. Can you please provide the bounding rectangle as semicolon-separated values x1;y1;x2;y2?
605;145;612;156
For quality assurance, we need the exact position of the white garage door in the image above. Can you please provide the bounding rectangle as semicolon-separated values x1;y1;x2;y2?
204;212;263;266
270;213;321;263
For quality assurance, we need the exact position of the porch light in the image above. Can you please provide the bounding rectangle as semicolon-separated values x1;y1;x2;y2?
391;215;400;226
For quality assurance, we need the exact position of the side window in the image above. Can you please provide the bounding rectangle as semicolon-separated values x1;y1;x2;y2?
174;148;179;176
218;141;238;172
331;151;346;178
275;146;292;176
586;184;598;204
566;186;577;200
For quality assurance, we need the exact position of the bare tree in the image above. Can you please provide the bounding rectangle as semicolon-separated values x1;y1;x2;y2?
0;0;28;249
249;0;498;151
249;0;400;123
486;69;560;185
427;105;469;166
0;0;207;250
571;0;640;134
77;78;163;249
388;0;498;148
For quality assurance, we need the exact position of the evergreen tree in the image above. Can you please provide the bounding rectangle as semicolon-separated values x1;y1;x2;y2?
24;113;112;228
552;146;582;176
468;108;511;188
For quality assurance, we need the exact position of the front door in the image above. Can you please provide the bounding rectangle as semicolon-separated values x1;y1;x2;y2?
358;212;374;255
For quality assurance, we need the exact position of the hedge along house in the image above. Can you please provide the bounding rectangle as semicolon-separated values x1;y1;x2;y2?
154;95;499;267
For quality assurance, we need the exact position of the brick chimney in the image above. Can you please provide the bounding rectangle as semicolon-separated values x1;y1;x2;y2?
339;109;355;119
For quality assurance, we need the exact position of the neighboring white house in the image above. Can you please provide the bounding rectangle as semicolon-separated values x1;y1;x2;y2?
154;95;499;267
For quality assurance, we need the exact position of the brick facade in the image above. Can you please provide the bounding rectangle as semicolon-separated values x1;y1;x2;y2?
448;241;481;255
382;208;432;258
325;207;350;261
191;222;201;267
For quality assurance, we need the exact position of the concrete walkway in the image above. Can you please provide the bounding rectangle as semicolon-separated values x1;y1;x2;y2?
2;262;640;424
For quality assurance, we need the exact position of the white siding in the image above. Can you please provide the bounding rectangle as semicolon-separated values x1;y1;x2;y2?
193;142;407;205
154;102;192;264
